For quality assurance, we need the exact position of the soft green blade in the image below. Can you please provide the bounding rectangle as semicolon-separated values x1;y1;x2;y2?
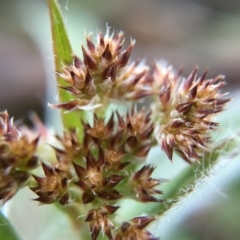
0;212;21;240
47;0;83;132
47;0;72;74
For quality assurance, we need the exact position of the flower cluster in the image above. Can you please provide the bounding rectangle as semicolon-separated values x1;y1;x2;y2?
1;28;230;240
50;31;152;111
26;110;163;239
35;31;229;239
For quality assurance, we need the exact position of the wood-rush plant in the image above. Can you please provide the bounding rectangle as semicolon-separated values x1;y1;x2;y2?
0;1;238;240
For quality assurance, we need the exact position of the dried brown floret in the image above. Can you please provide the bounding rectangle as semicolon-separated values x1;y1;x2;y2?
116;108;154;159
52;129;88;174
73;150;123;203
114;216;159;240
0;111;40;203
50;31;151;111
0;170;30;203
85;113;114;139
30;163;70;205
131;165;166;202
86;205;119;240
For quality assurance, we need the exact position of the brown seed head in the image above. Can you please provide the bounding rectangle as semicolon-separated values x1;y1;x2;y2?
152;63;230;162
0;111;40;203
51;31;151;111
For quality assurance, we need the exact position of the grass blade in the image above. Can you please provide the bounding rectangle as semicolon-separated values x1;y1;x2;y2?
47;0;83;132
0;212;21;240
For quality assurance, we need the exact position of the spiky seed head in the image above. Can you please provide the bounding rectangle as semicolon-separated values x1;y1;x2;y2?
152;64;230;162
51;31;151;111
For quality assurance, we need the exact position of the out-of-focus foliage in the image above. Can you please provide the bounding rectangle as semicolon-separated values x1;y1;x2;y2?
0;212;20;240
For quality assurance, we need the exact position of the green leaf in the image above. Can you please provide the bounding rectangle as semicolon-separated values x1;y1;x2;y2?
47;0;83;133
0;212;21;240
47;0;72;73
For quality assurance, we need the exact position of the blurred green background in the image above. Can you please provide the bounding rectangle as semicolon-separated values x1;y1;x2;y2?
0;0;240;239
1;0;240;120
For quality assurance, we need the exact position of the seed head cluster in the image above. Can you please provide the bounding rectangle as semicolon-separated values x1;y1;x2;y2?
0;111;39;203
152;63;230;162
0;29;230;240
50;31;151;111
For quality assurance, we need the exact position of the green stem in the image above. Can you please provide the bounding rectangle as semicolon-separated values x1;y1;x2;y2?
53;203;91;239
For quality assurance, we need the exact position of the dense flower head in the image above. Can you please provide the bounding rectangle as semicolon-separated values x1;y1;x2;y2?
0;111;39;170
152;63;230;163
50;30;152;111
0;111;39;203
27;108;159;207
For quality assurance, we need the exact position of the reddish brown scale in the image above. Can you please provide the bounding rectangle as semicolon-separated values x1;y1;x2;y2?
82;46;97;70
102;44;113;62
183;67;198;94
99;32;105;47
102;63;115;79
73;55;83;68
86;37;95;53
118;43;134;68
159;85;171;104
